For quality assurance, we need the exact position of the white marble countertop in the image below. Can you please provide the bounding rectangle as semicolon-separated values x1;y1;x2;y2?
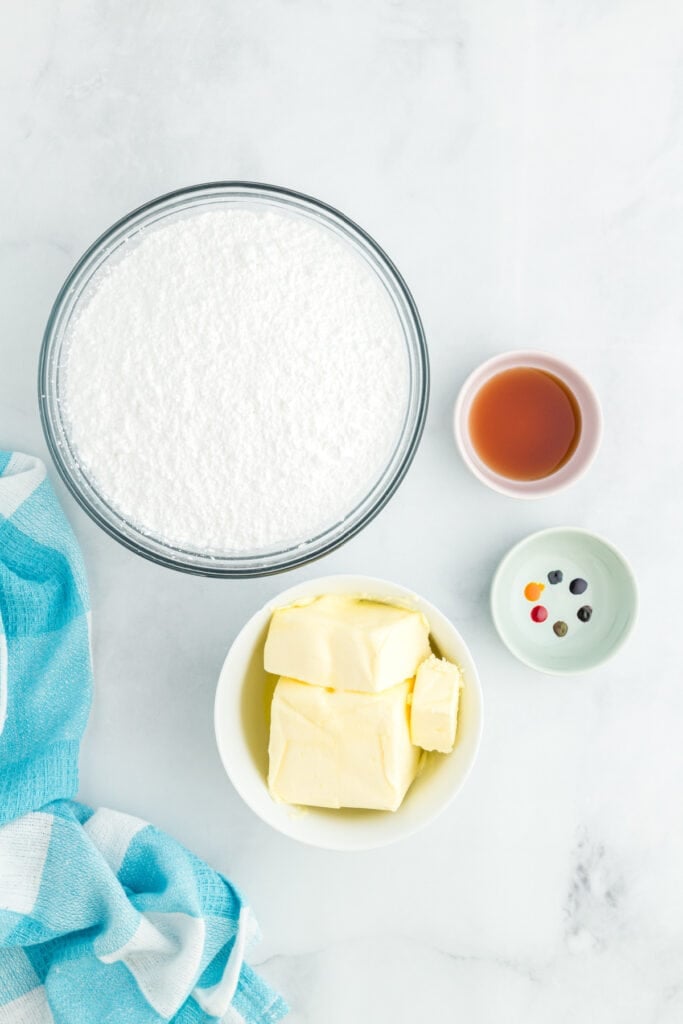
2;2;682;1020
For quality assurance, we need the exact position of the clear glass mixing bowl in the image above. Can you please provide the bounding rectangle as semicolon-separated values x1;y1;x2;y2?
39;182;429;577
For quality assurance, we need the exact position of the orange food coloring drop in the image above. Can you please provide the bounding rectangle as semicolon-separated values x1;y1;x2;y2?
524;581;545;602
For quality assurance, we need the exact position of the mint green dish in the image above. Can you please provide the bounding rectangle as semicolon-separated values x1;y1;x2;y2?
491;527;637;675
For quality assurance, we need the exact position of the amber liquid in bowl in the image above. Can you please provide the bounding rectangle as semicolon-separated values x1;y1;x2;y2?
468;367;582;481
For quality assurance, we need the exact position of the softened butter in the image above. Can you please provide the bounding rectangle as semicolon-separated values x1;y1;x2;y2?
264;595;430;693
409;655;462;753
268;676;420;811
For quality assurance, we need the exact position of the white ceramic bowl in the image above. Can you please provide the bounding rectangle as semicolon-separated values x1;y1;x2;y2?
214;575;484;851
491;527;638;675
453;350;602;498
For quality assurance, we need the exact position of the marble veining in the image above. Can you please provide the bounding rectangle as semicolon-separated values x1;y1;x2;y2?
2;1;683;1021
565;831;625;954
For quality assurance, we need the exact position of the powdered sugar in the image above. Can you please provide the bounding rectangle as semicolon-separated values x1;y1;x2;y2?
63;206;409;552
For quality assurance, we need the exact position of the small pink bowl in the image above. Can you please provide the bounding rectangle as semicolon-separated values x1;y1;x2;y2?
453;351;602;499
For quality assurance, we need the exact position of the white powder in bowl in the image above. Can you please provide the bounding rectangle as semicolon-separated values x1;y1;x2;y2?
63;207;409;552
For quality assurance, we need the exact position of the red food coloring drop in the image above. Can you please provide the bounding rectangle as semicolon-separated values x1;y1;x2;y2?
531;605;548;623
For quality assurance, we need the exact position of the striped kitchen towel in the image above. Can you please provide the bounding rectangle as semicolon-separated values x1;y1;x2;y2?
0;451;288;1024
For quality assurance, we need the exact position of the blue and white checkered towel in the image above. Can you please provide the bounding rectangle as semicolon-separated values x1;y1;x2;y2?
0;451;288;1024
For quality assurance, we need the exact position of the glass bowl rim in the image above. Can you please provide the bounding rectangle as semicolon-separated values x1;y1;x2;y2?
38;180;429;578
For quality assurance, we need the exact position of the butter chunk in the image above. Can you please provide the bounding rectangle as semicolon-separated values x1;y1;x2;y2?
268;677;420;811
410;655;462;753
264;595;431;693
